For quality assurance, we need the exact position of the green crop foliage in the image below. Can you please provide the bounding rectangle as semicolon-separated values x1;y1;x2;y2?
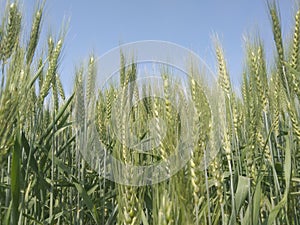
0;1;299;225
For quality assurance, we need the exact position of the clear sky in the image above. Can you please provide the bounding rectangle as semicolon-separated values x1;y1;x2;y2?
25;0;296;93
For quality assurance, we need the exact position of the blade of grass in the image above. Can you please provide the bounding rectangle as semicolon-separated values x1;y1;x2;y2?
11;133;21;225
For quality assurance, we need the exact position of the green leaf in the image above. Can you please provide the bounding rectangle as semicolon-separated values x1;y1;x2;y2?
267;197;286;225
39;93;74;142
267;136;291;225
105;204;118;225
235;176;250;212
4;202;12;225
87;184;99;196
141;210;150;225
73;178;100;224
252;181;262;224
11;134;22;225
229;176;250;224
49;154;71;175
22;132;39;175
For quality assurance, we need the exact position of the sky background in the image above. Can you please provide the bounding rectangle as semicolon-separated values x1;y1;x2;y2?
23;0;296;93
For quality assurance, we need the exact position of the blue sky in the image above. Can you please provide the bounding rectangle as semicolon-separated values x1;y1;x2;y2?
26;0;296;93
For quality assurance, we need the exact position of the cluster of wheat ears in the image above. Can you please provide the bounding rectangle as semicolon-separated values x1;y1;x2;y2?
0;1;300;225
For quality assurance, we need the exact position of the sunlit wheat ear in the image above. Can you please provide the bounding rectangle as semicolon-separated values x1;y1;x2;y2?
158;192;173;225
96;90;107;145
105;86;114;124
269;3;284;63
211;155;224;204
290;9;300;70
257;130;272;164
1;3;21;62
241;71;249;104
248;42;267;112
48;36;54;56
115;60;141;225
288;9;300;97
213;42;231;120
257;45;269;110
189;76;211;222
26;8;42;66
246;81;258;182
271;72;281;136
120;52;126;87
74;66;85;126
56;73;65;100
223;130;232;161
87;55;96;103
52;75;59;111
232;96;240;137
189;138;201;205
269;2;292;97
153;96;166;160
39;39;63;102
287;102;300;142
118;185;140;225
214;41;231;96
162;73;172;124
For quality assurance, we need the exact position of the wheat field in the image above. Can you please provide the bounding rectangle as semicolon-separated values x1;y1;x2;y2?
0;1;300;225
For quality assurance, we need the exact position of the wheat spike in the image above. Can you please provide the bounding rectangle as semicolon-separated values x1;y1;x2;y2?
1;3;21;61
290;9;300;70
215;41;231;96
26;9;42;66
87;55;96;103
40;39;63;102
269;4;284;63
287;102;300;142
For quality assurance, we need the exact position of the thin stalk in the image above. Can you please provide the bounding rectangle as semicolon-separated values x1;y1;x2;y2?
264;111;282;199
204;146;212;225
